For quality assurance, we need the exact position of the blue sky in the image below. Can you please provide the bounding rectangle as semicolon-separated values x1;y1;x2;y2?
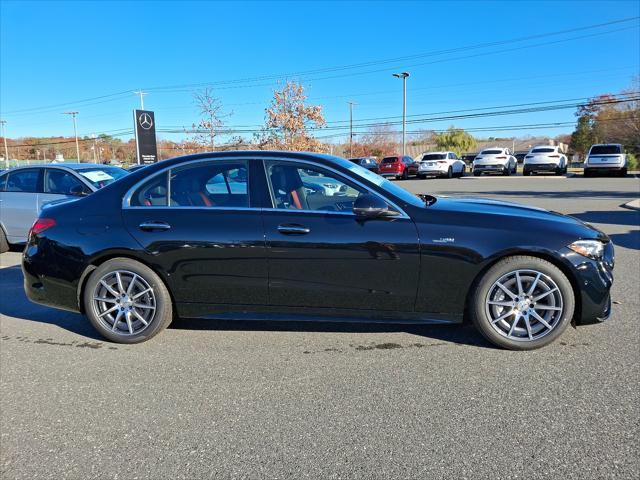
1;0;639;144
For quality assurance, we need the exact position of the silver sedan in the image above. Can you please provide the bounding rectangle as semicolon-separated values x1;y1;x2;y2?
0;163;128;252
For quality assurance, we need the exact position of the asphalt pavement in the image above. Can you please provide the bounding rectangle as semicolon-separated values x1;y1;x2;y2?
1;174;639;479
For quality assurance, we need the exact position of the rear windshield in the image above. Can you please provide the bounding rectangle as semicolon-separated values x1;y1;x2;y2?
382;157;399;164
76;166;128;188
422;154;446;161
480;149;503;155
531;148;555;154
590;145;621;155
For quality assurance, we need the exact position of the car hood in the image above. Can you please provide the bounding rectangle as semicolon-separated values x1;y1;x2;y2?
425;195;607;240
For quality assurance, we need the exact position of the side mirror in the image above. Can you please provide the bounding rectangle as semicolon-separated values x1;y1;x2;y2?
70;185;89;197
353;194;398;218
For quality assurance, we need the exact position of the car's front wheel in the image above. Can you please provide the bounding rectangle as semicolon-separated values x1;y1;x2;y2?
0;229;9;254
471;256;575;350
83;258;173;343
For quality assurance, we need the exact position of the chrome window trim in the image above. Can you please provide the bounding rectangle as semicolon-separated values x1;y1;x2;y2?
122;155;409;219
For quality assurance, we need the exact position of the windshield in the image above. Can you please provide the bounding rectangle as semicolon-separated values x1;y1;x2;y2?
422;154;447;161
531;148;555;154
480;149;503;155
77;166;128;188
590;145;621;155
331;156;425;208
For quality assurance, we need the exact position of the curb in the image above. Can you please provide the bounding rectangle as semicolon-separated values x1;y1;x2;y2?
622;199;640;211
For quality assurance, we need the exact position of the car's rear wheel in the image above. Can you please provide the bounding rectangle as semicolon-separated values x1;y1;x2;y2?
523;169;530;176
471;256;574;350
401;169;409;180
503;166;511;176
446;166;453;179
83;258;173;343
619;168;627;177
473;170;481;177
0;229;9;254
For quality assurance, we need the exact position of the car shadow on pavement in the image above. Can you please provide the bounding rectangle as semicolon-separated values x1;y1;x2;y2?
0;265;104;340
169;318;494;349
0;264;493;348
568;210;640;227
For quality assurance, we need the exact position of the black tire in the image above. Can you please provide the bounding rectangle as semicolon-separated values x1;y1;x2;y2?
446;166;453;179
555;166;563;176
470;255;575;350
459;166;466;178
503;165;510;176
83;257;173;343
418;174;426;180
523;169;530;176
0;228;9;254
401;169;409;180
473;170;481;177
584;169;591;177
619;168;628;177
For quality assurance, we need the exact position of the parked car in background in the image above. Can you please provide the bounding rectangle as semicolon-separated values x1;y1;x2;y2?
417;151;466;179
584;144;627;177
348;157;379;174
461;154;477;165
472;148;517;176
0;163;128;252
22;151;614;350
514;151;528;163
523;146;568;176
378;155;418;180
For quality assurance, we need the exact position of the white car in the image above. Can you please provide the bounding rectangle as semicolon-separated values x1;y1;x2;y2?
417;151;466;179
523;145;568;176
472;148;517;176
584;144;627;177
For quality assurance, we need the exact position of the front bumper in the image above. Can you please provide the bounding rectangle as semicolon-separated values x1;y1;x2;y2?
562;242;615;325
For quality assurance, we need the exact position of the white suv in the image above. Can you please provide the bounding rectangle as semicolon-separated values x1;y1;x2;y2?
523;145;568;176
417;151;466;179
472;148;517;176
584;144;627;177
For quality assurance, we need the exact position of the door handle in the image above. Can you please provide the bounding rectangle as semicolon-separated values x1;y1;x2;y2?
277;224;310;235
139;221;171;231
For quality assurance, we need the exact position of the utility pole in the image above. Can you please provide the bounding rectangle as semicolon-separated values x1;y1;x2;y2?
133;90;148;110
63;112;80;162
348;101;356;158
92;134;98;162
392;72;410;156
0;120;9;167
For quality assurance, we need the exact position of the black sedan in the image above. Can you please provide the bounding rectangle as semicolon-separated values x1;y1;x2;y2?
22;151;614;349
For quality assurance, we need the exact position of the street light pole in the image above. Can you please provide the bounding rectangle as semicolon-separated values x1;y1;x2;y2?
0;120;9;167
392;72;410;156
63;112;80;161
348;101;356;158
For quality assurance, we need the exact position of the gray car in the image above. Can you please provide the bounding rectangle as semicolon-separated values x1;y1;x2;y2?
0;163;128;252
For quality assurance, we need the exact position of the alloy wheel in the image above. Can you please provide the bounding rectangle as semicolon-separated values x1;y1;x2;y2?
92;270;157;336
485;269;564;342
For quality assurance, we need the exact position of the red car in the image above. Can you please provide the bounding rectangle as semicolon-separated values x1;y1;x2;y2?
378;155;419;180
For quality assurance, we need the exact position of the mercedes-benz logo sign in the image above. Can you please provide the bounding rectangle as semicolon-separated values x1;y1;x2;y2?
138;112;153;130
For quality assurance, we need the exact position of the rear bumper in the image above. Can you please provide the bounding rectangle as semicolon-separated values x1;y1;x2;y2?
473;164;506;172
418;167;447;176
584;165;626;173
524;163;559;172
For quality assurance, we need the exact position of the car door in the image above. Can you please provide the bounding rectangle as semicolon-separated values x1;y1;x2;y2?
121;158;268;306
0;168;42;243
39;168;91;210
261;159;420;312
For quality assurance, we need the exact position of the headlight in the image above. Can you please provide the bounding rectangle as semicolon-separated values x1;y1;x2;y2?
568;240;604;259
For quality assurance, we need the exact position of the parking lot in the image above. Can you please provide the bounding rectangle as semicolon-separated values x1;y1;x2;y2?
1;174;639;479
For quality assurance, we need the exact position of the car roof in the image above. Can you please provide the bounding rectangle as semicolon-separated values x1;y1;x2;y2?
480;147;506;152
530;145;558;150
590;143;622;147
1;162;119;173
421;151;450;155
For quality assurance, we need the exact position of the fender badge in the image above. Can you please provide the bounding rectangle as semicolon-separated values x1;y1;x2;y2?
433;237;455;243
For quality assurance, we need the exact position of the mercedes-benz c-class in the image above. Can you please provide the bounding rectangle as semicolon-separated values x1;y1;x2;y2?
22;151;614;349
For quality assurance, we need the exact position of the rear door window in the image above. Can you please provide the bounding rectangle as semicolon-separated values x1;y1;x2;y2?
5;169;40;192
170;162;249;208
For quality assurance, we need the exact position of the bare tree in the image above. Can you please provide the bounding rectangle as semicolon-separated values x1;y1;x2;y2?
190;88;231;150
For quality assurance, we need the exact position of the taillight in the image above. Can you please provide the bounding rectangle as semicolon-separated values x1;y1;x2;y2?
548;155;560;158
495;156;507;159
29;218;56;237
525;155;533;158
437;161;447;164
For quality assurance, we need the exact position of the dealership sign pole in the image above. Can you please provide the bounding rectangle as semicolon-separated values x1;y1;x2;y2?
134;109;158;165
